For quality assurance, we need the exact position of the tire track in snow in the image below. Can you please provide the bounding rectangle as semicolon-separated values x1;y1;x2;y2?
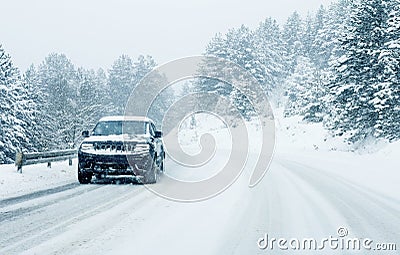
0;184;102;222
279;159;400;248
0;182;80;208
0;184;145;254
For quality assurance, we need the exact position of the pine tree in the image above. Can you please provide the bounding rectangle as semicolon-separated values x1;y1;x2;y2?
94;67;117;116
310;5;328;68
198;32;235;98
37;53;78;149
303;13;316;58
131;54;169;124
374;0;400;140
284;57;327;122
22;65;49;151
199;25;268;117
254;18;287;91
107;55;134;114
71;68;105;146
327;0;389;143
313;1;351;69
133;55;156;86
0;45;32;163
282;11;304;72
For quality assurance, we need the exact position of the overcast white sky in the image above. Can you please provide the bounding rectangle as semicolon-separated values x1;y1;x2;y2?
1;0;333;71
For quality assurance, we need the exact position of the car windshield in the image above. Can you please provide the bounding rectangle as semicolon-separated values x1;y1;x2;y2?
92;121;147;136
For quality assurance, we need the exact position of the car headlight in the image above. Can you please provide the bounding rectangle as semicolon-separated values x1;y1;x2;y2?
80;143;94;151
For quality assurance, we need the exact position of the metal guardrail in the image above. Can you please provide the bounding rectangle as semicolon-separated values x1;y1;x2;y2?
15;149;77;173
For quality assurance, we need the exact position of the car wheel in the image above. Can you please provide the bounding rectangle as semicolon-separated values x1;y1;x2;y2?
144;157;157;184
160;154;165;173
78;168;92;184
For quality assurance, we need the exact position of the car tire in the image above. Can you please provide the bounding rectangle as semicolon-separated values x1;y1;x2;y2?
78;168;92;184
144;157;158;184
160;154;165;173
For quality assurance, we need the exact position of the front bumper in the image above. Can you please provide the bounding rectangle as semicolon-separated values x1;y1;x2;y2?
78;151;153;176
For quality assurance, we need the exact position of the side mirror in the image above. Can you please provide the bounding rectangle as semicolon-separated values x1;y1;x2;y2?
82;130;90;138
155;131;163;138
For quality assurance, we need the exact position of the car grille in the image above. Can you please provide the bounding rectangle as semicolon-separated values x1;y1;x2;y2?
93;142;137;153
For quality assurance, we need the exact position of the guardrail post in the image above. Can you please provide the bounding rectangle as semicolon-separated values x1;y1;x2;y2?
15;152;23;173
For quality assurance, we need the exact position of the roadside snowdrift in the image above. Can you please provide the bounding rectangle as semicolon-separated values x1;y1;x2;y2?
0;160;77;200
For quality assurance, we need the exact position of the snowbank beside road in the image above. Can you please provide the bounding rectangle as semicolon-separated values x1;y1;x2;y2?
274;108;350;153
275;109;400;202
0;160;77;200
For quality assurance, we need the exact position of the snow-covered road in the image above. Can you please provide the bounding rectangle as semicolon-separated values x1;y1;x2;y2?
1;150;399;255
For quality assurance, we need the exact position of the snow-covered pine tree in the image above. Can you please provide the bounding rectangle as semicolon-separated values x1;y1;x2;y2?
94;67;117;116
374;0;400;141
225;25;267;86
21;65;49;152
137;67;172;128
284;57;327;122
313;1;351;70
196;32;245;120
254;18;287;93
326;0;389;143
303;13;316;59
132;55;156;86
197;32;234;99
199;25;267;118
309;5;329;69
107;55;134;114
226;25;268;118
132;54;164;124
282;11;304;73
71;68;105;146
0;45;33;163
37;53;78;149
